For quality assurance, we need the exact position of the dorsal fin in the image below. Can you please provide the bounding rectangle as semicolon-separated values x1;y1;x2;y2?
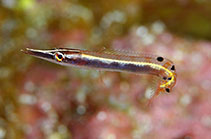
96;47;158;58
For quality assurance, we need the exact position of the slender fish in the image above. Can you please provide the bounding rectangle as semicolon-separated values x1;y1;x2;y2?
22;48;177;96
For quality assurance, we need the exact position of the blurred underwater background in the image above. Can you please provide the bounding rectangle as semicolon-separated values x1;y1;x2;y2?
0;0;211;138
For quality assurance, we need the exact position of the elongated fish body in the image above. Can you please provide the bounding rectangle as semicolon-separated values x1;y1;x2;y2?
22;48;177;94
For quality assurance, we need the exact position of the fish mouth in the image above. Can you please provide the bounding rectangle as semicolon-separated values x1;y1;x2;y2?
21;48;54;60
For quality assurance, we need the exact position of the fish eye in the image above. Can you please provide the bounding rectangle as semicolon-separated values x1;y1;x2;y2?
55;52;64;62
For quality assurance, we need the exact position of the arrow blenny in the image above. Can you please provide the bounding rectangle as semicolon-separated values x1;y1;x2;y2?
22;48;177;96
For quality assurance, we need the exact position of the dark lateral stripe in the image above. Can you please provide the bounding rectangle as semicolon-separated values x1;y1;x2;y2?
27;50;54;59
66;58;159;74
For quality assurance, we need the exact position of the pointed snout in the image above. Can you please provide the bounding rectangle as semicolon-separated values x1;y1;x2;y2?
21;48;54;60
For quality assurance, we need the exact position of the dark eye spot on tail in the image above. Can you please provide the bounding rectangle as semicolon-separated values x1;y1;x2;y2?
163;77;167;80
157;57;164;62
165;88;170;93
171;65;175;71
